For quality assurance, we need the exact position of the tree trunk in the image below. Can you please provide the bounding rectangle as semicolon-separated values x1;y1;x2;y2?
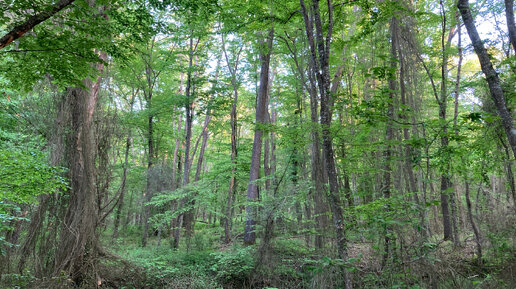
112;94;136;240
505;0;516;53
112;135;132;240
458;0;516;158
54;53;105;283
465;181;483;267
174;34;197;248
437;3;456;242
183;113;211;249
222;36;243;244
382;16;397;268
299;0;352;287
244;29;273;245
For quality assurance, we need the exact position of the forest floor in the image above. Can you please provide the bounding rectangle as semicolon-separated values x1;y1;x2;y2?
3;224;514;288
91;226;516;289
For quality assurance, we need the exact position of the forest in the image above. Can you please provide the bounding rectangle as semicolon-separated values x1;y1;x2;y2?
0;0;515;288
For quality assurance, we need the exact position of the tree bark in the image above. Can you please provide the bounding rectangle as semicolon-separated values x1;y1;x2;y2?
54;51;105;283
505;0;516;53
183;112;211;249
0;0;76;49
458;0;516;158
174;34;198;248
222;35;243;243
112;135;132;240
382;16;398;268
244;29;273;245
112;93;136;240
299;0;352;287
141;44;157;247
465;181;483;267
437;1;456;242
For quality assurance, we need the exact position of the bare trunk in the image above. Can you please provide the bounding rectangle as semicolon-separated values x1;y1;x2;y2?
183;113;211;248
112;94;136;240
382;16;397;268
459;0;516;157
112;135;131;240
505;0;516;53
437;2;456;242
465;181;483;266
222;36;243;243
174;35;196;248
141;114;154;247
244;29;273;245
299;0;352;287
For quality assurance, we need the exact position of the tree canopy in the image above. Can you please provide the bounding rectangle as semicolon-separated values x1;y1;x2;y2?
0;0;515;288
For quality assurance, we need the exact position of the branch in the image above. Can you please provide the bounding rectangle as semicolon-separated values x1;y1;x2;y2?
0;0;76;49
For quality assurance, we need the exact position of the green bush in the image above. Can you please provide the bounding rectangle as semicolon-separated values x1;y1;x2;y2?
210;246;254;283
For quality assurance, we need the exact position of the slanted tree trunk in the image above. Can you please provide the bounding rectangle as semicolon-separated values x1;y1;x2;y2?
458;0;516;158
0;0;76;49
112;135;132;240
244;28;273;245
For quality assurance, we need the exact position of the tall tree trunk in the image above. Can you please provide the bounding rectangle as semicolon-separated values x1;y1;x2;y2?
174;34;197;248
112;93;136;240
141;115;154;247
281;34;329;248
382;16;398;268
299;0;352;287
54;51;105;283
170;77;183;248
397;24;425;238
112;135;132;240
141;40;158;247
222;36;243;244
505;0;516;53
183;113;211;250
244;28;273;245
458;0;516;158
437;2;456;242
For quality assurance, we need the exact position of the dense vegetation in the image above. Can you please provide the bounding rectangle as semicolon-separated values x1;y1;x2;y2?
1;0;515;288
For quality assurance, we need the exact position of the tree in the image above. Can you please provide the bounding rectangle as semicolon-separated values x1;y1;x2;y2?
221;33;244;243
299;0;352;287
458;0;516;158
244;28;274;245
53;50;106;282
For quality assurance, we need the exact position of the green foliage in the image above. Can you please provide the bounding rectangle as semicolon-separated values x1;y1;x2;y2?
0;0;155;90
0;126;67;252
210;245;254;283
0;147;66;204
